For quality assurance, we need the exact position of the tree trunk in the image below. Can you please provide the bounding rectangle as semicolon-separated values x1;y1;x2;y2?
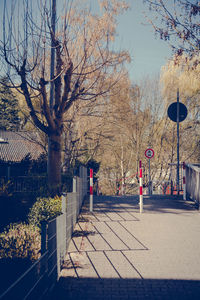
47;133;62;196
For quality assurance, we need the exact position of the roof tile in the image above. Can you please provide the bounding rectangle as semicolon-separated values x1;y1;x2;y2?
0;131;45;162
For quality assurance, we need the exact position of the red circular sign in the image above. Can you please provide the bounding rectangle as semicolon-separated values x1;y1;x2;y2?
145;148;154;159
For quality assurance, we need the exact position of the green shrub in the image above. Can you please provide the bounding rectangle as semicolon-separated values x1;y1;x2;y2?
28;195;62;228
0;223;41;262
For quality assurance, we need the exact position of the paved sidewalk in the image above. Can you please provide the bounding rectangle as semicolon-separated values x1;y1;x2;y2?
50;195;200;299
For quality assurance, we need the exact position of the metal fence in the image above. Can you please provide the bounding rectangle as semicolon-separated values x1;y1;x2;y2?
0;166;88;300
185;163;200;209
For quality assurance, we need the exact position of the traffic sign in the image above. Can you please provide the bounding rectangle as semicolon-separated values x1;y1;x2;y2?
145;148;154;159
167;102;187;122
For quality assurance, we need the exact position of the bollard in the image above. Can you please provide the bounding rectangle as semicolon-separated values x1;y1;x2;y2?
90;168;93;212
139;160;143;213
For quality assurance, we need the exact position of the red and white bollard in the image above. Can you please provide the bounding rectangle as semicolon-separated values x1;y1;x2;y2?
90;169;93;212
183;162;186;200
139;160;143;213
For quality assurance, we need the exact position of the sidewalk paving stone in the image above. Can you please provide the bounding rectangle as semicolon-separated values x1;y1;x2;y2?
92;222;129;250
49;195;200;300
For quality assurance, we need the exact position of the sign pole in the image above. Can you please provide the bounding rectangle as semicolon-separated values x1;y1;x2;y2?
139;160;143;213
167;91;188;197
90;169;93;212
177;89;180;195
148;158;151;195
145;148;154;195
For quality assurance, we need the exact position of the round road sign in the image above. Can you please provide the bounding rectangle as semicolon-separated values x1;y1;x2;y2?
167;102;187;122
145;148;154;159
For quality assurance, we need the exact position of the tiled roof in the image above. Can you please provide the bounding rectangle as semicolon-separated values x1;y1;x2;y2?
0;131;45;163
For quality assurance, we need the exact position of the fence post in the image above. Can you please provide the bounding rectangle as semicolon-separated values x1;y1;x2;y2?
41;221;47;255
139;160;143;213
62;194;67;213
183;162;186;200
73;177;77;193
90;169;93;212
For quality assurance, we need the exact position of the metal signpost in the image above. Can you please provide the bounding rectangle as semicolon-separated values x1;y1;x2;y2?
145;148;154;195
167;89;187;195
177;90;180;195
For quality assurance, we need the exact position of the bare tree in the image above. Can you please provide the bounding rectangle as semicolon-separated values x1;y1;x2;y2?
0;0;129;194
160;57;200;163
97;75;179;194
143;0;200;57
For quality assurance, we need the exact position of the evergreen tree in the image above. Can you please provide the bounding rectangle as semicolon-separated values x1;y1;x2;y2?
0;77;21;131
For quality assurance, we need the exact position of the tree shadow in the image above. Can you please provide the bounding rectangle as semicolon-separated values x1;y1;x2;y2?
72;230;96;238
61;258;84;271
77;215;91;223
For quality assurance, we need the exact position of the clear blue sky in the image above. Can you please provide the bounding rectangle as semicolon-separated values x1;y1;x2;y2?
114;0;173;83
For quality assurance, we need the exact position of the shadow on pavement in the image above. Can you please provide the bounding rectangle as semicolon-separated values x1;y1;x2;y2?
49;277;200;300
86;195;197;215
46;195;200;300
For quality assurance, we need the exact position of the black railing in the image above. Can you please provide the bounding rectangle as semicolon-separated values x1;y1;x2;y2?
0;176;47;193
0;174;73;194
0;252;48;300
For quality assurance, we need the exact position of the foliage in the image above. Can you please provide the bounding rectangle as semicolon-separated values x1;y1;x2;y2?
143;0;200;165
0;154;47;177
143;0;200;56
161;54;200;102
29;153;47;175
61;174;73;193
90;75;155;194
0;223;41;261
86;159;100;180
160;54;200;163
84;73;194;195
28;196;62;229
0;180;12;198
0;77;21;131
14;154;47;176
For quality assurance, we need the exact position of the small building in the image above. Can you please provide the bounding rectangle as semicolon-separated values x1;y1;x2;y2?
0;130;45;178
